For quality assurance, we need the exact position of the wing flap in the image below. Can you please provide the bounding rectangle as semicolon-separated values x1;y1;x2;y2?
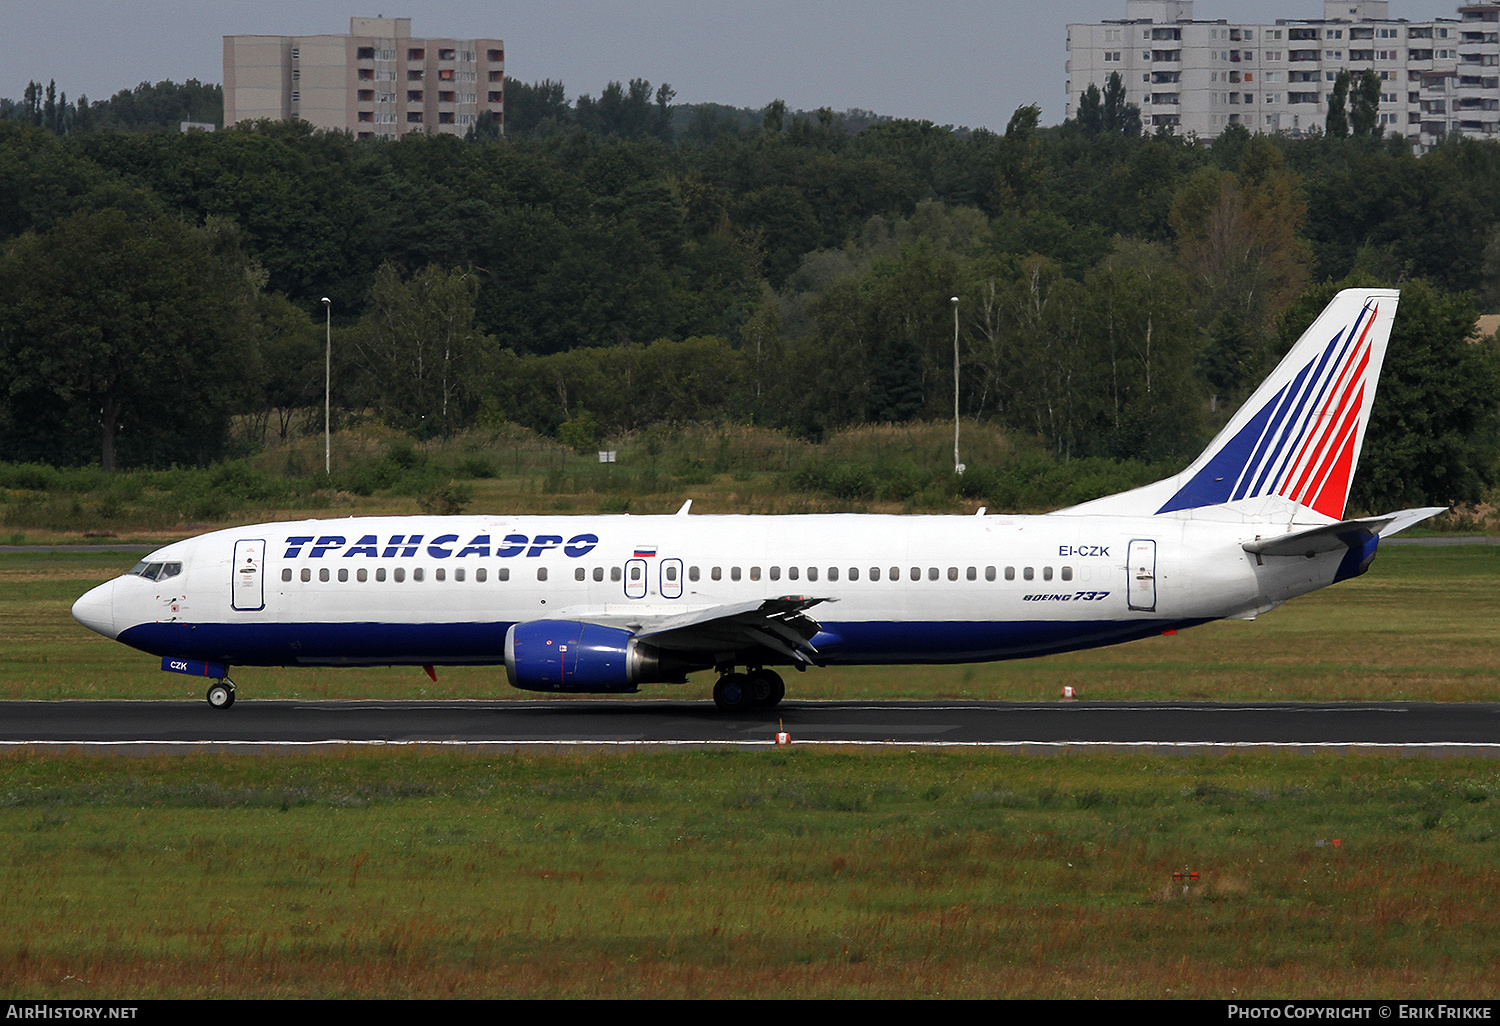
633;595;832;663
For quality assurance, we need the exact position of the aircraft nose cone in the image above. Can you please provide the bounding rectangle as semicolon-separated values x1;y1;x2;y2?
72;580;119;640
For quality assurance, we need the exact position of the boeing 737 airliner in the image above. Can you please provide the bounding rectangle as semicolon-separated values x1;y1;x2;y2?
73;288;1442;711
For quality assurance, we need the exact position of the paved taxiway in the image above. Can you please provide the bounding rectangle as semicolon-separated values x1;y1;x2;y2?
3;700;1499;751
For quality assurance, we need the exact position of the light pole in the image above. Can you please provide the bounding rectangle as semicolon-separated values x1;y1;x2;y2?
951;296;964;476
321;297;332;475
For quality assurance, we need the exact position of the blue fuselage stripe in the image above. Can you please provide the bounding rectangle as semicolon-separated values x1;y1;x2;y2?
119;617;1208;669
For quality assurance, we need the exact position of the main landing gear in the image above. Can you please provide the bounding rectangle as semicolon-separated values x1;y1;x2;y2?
712;668;785;712
206;679;236;709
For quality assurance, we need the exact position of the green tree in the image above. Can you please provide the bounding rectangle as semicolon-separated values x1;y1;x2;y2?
501;79;570;136
1083;242;1201;460
1101;72;1142;135
1326;70;1351;138
1351;69;1382;139
1077;83;1103;135
352;263;494;436
762;99;787;135
0;210;257;469
1170;139;1312;332
252;293;328;443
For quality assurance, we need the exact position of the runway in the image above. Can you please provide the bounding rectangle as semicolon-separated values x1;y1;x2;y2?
3;699;1499;752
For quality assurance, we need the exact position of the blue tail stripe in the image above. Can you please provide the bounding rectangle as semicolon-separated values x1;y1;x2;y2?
1156;389;1284;513
1232;364;1311;501
1242;351;1323;500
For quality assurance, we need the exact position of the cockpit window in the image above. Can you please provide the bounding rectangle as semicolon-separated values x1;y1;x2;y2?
128;561;182;581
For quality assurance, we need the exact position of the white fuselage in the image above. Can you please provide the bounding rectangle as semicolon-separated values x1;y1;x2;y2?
72;512;1357;671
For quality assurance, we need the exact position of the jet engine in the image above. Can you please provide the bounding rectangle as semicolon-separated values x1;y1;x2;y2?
504;620;695;693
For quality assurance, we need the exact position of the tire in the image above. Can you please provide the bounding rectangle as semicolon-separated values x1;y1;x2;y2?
207;681;235;709
748;669;785;708
713;673;751;712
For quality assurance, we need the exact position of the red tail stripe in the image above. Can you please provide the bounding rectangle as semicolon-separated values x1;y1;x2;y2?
1306;394;1363;518
1281;336;1372;505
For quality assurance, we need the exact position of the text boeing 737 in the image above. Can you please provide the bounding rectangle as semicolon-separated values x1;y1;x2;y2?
73;288;1442;711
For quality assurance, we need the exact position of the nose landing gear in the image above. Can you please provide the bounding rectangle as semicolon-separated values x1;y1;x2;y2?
206;679;236;709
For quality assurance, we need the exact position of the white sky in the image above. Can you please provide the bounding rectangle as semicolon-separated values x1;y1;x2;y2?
0;1;1467;130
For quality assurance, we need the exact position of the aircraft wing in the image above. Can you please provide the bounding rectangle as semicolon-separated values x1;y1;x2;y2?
631;596;833;665
1242;507;1447;557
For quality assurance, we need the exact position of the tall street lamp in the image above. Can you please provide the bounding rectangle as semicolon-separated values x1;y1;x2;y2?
321;297;332;475
951;296;964;476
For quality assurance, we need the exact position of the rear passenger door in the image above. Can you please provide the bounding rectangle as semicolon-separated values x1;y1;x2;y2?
1127;538;1156;612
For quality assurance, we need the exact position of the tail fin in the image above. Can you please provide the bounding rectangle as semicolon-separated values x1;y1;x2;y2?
1057;288;1400;523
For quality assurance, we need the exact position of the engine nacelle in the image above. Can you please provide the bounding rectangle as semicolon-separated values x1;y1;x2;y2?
505;620;692;693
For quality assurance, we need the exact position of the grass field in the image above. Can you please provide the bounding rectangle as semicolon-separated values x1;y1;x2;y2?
2;543;1498;998
5;748;1500;998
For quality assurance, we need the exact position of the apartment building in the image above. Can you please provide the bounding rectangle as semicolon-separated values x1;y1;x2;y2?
224;16;504;139
1067;1;1500;147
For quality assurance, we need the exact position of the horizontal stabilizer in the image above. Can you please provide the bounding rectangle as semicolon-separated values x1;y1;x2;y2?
1243;507;1446;558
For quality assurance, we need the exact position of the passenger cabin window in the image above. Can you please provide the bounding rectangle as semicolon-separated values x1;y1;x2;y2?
282;568;293;582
